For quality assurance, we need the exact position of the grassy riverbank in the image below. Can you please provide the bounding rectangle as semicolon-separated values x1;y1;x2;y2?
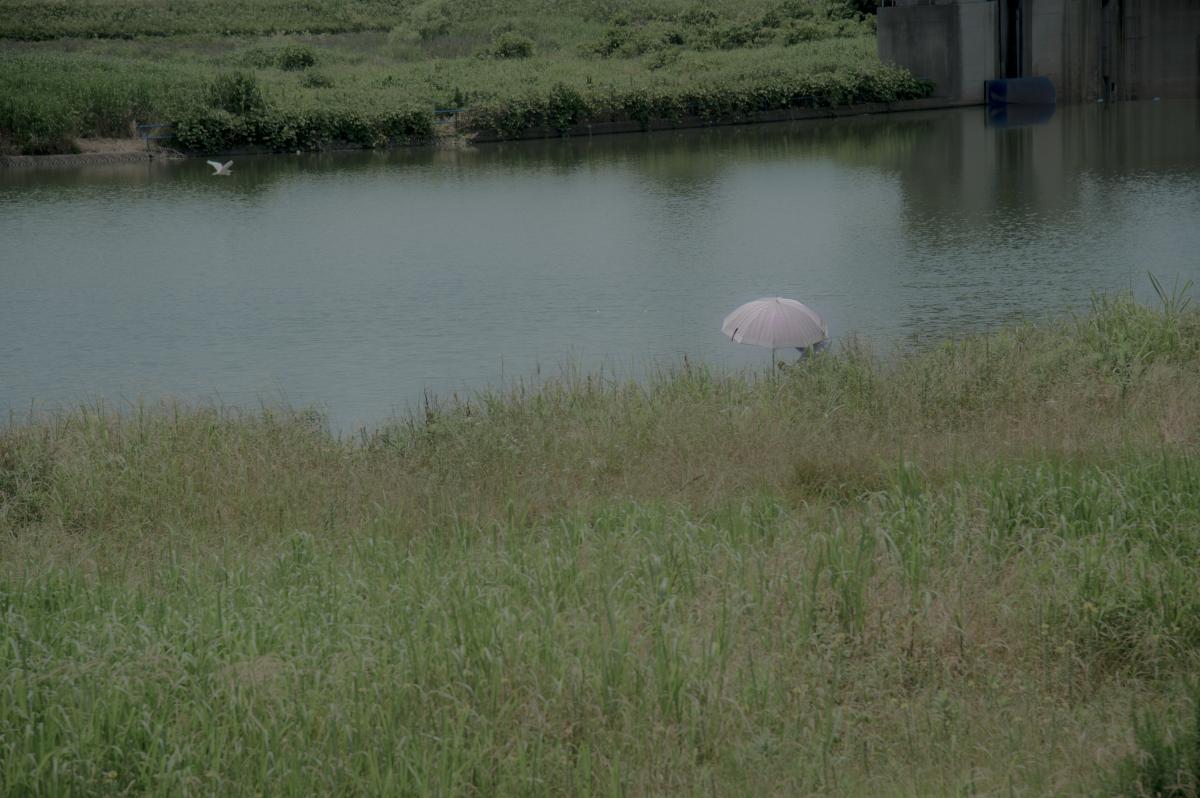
3;292;1200;795
0;0;929;155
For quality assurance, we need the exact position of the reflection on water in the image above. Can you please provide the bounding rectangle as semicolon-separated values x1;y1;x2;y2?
985;103;1057;128
2;101;1198;429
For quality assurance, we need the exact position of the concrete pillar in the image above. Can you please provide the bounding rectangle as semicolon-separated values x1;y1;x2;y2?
1029;0;1067;89
878;1;998;104
959;2;1000;102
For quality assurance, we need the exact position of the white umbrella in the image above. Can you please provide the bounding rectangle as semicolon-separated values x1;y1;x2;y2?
721;297;828;362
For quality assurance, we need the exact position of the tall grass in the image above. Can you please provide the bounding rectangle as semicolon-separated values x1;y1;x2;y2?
0;0;419;40
0;0;923;153
1109;683;1200;797
2;292;1199;794
0;0;870;41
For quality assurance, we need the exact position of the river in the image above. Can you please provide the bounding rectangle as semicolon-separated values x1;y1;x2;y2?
3;101;1198;430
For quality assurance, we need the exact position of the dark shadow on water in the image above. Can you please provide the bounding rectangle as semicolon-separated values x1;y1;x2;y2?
986;103;1057;128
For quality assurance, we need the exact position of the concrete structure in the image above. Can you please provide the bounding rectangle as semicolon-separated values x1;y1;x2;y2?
877;0;1200;103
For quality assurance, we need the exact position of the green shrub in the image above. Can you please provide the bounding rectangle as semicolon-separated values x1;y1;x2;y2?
465;95;544;138
172;109;242;151
661;25;686;45
545;82;590;131
275;45;317;71
759;8;783;28
486;31;534;59
784;20;825;43
709;22;767;50
205;72;268;116
172;107;433;152
592;27;628;57
411;0;452;41
591;25;656;58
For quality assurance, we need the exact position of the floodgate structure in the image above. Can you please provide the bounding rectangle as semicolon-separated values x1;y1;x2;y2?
878;0;1200;104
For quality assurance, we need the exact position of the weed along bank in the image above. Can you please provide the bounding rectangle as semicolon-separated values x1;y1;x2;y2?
0;0;934;157
878;0;1200;103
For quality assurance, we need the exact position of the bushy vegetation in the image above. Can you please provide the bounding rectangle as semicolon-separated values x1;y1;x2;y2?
244;44;319;71
0;0;926;154
172;106;434;152
464;55;926;137
2;292;1200;794
485;31;536;59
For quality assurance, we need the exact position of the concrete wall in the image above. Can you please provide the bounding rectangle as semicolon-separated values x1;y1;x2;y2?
1029;0;1066;88
878;1;997;103
1117;0;1200;99
878;4;960;95
1052;0;1199;101
879;0;1200;103
1026;0;1105;101
958;2;999;103
1059;0;1103;101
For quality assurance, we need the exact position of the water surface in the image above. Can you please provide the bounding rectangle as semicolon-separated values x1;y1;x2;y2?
3;101;1199;429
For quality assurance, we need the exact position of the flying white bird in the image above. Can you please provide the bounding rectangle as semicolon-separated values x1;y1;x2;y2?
206;160;233;176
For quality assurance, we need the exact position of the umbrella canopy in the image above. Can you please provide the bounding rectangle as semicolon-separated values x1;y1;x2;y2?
721;297;828;350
